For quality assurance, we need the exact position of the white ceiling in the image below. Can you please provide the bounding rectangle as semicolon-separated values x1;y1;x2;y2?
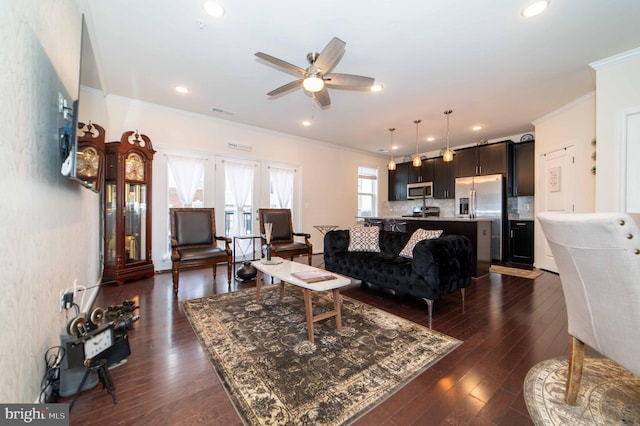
79;0;640;158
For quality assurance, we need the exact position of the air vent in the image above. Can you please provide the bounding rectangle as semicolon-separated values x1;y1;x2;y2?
227;142;252;152
211;107;236;116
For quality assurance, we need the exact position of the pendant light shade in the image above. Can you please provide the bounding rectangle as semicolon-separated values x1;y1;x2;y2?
412;119;422;167
387;128;396;171
443;110;454;162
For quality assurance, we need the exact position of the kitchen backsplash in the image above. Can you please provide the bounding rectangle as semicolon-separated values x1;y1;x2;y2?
381;196;534;220
380;198;456;218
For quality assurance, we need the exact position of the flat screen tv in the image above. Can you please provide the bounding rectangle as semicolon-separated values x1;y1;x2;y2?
60;14;101;192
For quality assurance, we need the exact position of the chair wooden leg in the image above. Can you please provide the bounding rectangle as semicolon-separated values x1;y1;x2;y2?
172;264;179;294
226;261;232;287
566;335;585;404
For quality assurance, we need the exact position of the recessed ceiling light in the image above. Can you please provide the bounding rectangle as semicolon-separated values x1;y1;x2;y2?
175;86;189;94
472;125;483;131
370;84;383;92
427;137;435;142
203;1;225;17
392;145;398;150
302;120;312;127
522;0;550;17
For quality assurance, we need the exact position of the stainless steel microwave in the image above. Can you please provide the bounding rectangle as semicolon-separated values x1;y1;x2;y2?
407;182;433;199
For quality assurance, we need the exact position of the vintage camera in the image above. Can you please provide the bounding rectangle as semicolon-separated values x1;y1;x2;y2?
105;300;140;331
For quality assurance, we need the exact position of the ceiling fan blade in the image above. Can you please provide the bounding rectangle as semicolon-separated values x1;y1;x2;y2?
255;52;306;77
314;37;346;74
267;79;303;96
314;87;331;107
324;73;375;89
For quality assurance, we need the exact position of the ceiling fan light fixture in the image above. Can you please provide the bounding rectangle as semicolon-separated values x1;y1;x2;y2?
303;75;324;93
370;84;383;92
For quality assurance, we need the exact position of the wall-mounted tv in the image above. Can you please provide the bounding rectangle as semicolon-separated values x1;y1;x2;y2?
60;14;103;193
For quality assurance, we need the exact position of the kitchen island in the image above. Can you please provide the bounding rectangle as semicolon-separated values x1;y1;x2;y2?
363;217;492;278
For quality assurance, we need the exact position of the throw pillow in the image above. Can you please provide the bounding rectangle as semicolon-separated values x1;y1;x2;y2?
348;226;381;252
399;229;443;258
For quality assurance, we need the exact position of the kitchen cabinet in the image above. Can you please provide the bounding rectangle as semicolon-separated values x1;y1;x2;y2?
408;159;434;183
433;156;456;198
509;220;534;265
511;141;535;196
455;141;511;177
388;162;409;201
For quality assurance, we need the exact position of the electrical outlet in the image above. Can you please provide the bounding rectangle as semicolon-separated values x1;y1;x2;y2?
62;292;73;310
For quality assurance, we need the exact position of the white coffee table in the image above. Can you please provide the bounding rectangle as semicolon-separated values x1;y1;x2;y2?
251;258;352;343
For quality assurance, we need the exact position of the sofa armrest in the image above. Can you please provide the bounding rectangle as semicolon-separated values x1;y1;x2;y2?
412;235;472;280
324;229;350;256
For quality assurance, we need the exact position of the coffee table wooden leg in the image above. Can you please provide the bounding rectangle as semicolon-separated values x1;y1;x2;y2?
333;288;342;331
279;281;285;299
303;288;314;343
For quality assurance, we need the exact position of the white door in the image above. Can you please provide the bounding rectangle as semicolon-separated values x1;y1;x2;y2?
536;145;576;272
215;157;262;260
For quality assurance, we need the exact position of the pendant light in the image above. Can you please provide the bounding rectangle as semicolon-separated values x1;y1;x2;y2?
387;128;397;171
443;110;454;162
412;119;422;167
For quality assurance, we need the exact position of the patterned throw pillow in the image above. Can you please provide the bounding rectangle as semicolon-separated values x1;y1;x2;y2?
399;229;443;258
347;226;381;252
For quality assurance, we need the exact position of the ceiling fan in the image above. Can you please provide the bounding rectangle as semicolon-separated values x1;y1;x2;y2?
255;37;375;107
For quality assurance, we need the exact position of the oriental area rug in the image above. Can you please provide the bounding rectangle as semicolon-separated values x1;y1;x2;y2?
182;287;462;425
524;357;640;426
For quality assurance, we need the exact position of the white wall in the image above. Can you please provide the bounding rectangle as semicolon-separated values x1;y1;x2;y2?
532;92;596;269
0;0;103;402
591;48;640;213
100;95;389;270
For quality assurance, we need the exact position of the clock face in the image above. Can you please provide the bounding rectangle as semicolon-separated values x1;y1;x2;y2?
125;153;145;181
84;326;114;359
76;146;100;178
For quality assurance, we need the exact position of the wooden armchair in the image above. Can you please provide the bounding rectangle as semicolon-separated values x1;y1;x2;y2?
258;208;312;265
538;212;640;404
170;208;232;294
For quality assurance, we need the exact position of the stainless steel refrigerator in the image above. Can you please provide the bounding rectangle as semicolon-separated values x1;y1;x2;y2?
455;174;506;262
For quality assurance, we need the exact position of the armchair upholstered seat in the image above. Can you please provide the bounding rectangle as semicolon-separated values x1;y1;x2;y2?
258;208;312;265
170;208;232;294
538;212;640;404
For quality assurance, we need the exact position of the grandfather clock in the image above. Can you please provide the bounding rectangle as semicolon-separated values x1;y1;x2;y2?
76;122;105;193
103;130;155;284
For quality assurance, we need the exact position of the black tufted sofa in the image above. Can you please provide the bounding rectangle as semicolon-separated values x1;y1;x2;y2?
324;229;473;326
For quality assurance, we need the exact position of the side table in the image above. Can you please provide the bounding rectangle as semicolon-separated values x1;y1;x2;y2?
313;225;338;267
233;234;260;282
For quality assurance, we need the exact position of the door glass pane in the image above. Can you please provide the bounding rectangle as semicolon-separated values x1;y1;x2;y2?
125;183;147;263
105;182;117;265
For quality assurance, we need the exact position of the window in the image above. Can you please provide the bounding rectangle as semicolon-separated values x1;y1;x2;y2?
357;166;378;217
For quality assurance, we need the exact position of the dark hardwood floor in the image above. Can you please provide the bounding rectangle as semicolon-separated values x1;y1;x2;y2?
65;256;583;425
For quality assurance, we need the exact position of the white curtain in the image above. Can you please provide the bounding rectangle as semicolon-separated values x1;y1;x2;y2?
166;154;206;206
271;167;294;208
224;161;254;239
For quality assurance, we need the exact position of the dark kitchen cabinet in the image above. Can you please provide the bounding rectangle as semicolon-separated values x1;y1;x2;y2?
512;141;535;196
388;162;409;201
456;141;511;177
433;156;456;198
408;159;434;184
509;220;534;265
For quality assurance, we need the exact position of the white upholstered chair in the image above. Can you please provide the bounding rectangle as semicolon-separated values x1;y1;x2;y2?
538;212;640;404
